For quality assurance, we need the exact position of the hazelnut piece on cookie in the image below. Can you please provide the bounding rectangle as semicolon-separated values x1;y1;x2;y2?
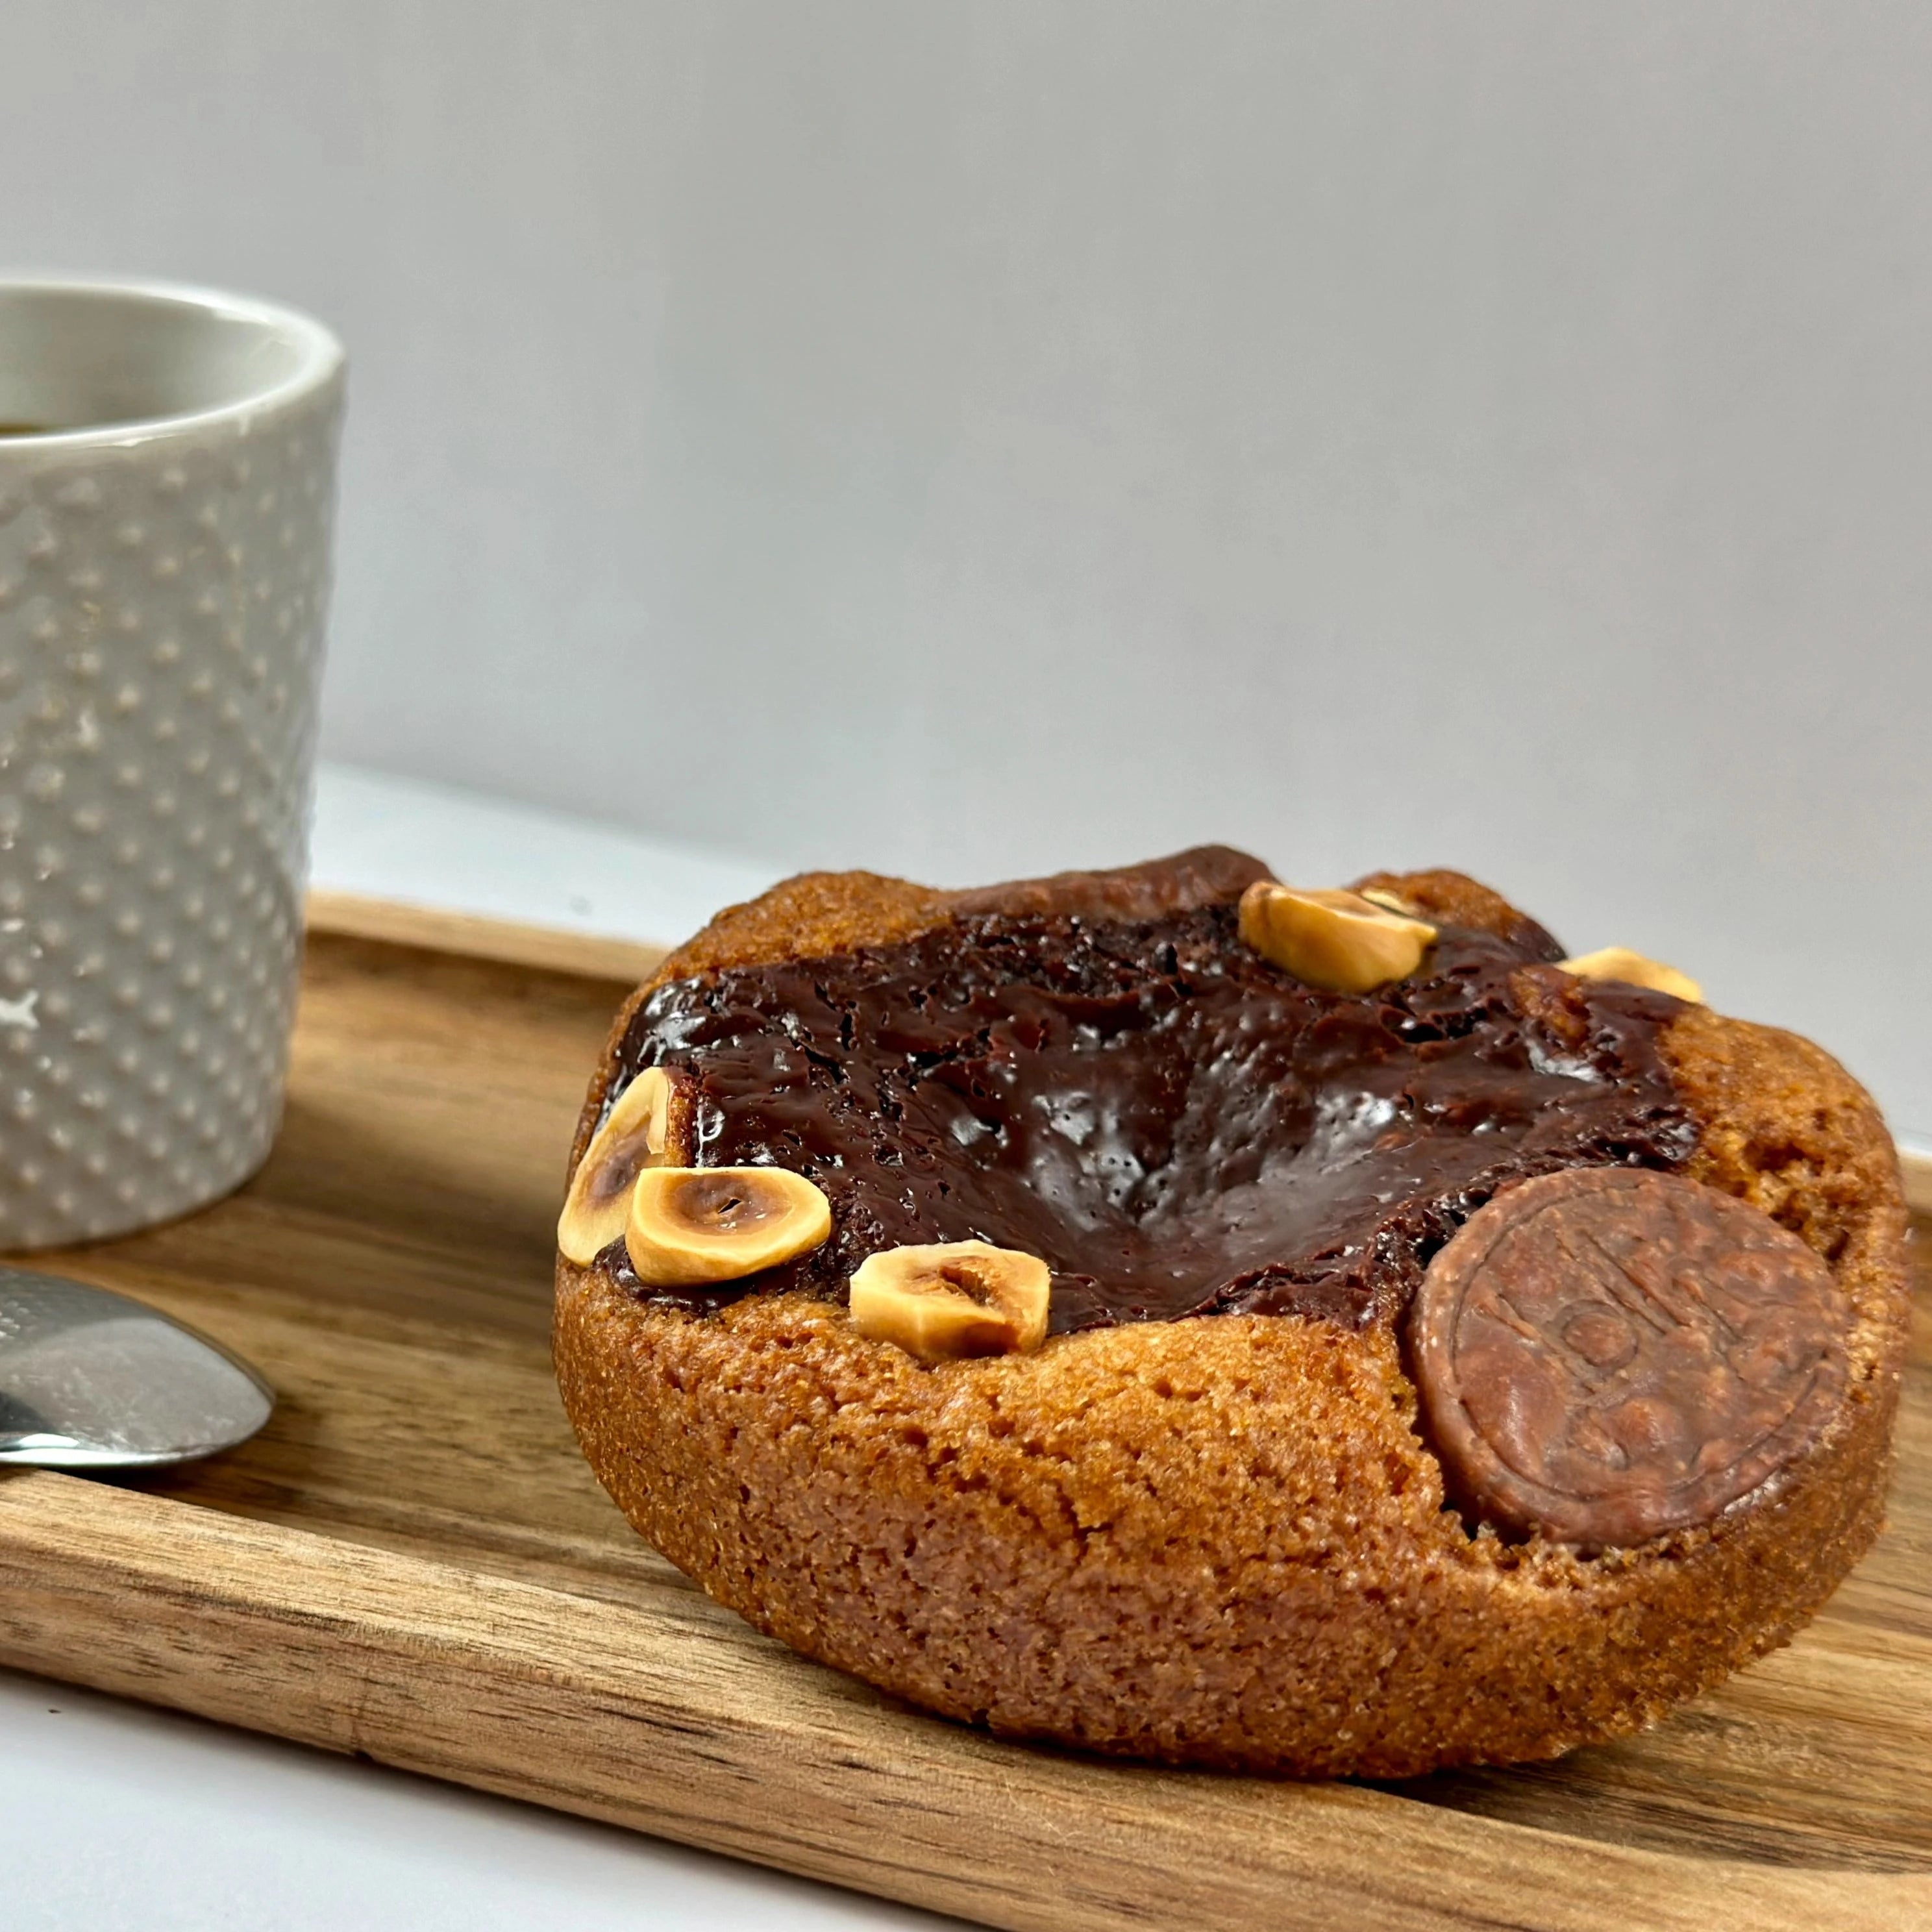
625;1165;832;1287
1238;882;1437;995
1557;946;1702;1004
848;1241;1052;1364
558;1067;695;1264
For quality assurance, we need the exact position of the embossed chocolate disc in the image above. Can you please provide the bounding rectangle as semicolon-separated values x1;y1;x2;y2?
1409;1167;1852;1548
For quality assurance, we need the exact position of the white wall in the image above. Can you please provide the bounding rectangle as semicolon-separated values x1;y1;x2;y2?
3;3;1928;1132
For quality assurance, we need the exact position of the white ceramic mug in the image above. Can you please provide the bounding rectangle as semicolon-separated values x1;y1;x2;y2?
0;277;344;1248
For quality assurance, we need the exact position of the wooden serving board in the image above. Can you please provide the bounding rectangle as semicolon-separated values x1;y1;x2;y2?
1;896;1927;1931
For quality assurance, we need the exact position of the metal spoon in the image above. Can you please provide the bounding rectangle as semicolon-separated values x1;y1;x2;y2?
0;1265;273;1468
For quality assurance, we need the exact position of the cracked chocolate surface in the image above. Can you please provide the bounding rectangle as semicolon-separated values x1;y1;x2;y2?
601;888;1696;1333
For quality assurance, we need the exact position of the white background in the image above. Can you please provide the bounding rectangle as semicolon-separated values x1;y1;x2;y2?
2;3;1927;1129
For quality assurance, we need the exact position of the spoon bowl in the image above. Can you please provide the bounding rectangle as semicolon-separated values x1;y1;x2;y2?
0;1265;273;1468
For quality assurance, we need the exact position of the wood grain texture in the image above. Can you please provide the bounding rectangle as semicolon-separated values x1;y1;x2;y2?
305;886;668;985
0;913;1926;1931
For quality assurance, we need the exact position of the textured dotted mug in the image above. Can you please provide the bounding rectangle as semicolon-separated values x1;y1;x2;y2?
0;277;344;1248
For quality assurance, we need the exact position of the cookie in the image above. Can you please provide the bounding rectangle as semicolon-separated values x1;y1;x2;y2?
553;851;1909;1776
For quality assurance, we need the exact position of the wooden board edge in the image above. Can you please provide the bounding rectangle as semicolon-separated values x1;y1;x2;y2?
304;888;667;985
0;1472;1925;1932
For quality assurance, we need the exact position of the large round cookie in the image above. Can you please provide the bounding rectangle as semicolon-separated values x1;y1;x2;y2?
553;855;1909;1776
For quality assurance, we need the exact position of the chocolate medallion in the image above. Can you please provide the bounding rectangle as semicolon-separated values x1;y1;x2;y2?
1409;1167;1852;1547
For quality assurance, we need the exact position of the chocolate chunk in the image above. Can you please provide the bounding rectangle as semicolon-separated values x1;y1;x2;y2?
1409;1168;1852;1548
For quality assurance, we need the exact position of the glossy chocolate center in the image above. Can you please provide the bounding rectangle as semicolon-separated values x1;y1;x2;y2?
604;882;1695;1333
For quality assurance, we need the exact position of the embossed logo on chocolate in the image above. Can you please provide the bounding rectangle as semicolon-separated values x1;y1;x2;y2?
1409;1168;1852;1548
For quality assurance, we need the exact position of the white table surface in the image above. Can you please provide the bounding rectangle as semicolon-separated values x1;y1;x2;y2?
8;763;950;1932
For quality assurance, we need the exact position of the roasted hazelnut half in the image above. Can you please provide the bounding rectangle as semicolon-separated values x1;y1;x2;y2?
1238;881;1438;995
625;1165;832;1287
848;1240;1052;1365
558;1067;695;1265
1557;945;1703;1004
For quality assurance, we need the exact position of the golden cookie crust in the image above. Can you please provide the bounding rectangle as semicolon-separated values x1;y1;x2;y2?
553;865;1910;1776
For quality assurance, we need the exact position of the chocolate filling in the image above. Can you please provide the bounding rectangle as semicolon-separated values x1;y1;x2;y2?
602;877;1696;1334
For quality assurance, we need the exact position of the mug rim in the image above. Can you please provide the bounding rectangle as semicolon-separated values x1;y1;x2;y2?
0;272;345;449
